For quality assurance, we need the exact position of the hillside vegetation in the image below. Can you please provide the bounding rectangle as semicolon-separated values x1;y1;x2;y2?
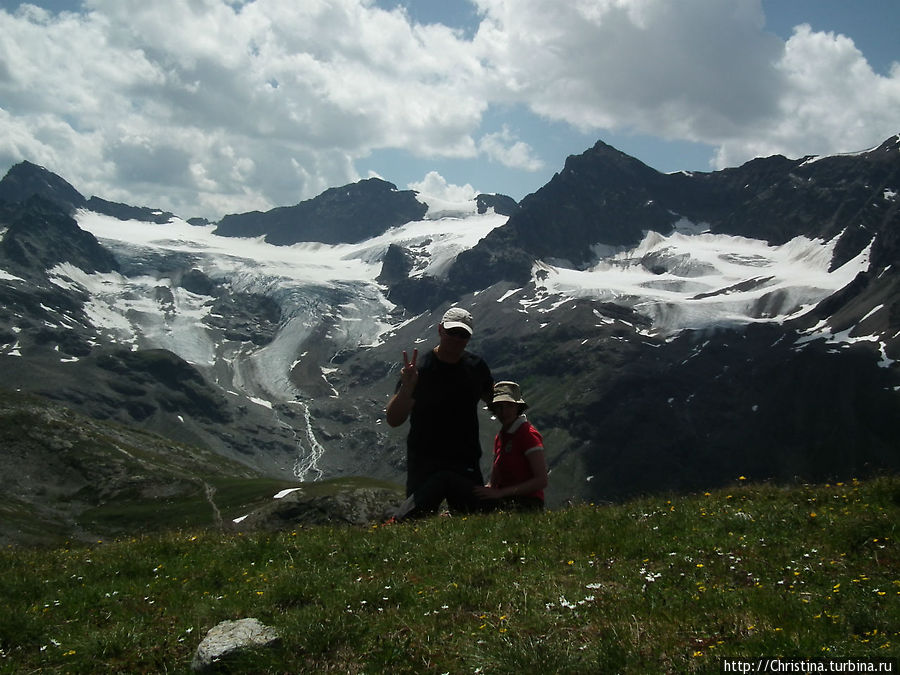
1;475;897;673
0;389;298;548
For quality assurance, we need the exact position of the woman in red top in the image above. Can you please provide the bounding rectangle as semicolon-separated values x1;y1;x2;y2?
475;381;548;511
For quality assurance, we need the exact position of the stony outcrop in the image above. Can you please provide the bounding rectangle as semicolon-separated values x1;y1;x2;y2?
232;486;403;531
214;177;428;245
191;618;280;672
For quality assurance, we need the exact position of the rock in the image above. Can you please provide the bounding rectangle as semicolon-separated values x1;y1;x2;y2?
0;160;87;213
85;195;175;224
476;192;519;217
213;176;427;245
191;618;280;672
233;486;404;531
376;243;414;285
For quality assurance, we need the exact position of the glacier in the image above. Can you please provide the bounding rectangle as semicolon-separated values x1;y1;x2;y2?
62;207;873;401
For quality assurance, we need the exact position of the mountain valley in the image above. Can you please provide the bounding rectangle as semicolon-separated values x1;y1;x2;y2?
1;136;898;544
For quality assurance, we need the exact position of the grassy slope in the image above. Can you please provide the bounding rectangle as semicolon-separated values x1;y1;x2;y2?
1;476;897;674
0;389;299;546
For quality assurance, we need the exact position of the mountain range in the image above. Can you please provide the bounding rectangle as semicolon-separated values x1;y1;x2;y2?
1;135;898;543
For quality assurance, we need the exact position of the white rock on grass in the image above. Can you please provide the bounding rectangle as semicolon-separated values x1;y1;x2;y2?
191;618;280;672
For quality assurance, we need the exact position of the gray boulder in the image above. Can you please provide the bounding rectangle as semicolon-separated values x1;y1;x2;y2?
191;618;280;672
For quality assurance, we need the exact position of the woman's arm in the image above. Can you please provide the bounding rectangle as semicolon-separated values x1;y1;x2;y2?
475;449;548;499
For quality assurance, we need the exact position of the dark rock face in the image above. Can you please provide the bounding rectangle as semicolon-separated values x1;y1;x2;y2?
0;160;177;225
95;349;232;423
0;160;87;213
476;193;519;217
0;196;119;276
180;268;218;296
449;141;677;293
85;196;176;224
564;321;900;501
203;292;283;345
214;177;428;245
376;243;414;285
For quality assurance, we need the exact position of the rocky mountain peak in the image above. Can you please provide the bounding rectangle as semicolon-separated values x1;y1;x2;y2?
214;176;428;245
0;160;87;214
0;195;119;276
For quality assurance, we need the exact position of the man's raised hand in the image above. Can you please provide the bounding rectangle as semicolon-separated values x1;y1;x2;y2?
400;348;419;388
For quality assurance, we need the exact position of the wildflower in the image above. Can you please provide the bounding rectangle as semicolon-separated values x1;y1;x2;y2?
559;595;578;610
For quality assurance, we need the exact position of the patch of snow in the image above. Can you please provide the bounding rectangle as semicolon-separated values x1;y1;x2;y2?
0;268;24;282
497;288;523;303
523;230;870;335
859;305;884;323
273;488;303;499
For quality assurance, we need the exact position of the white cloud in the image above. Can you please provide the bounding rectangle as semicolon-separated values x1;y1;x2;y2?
471;0;899;168
478;125;543;170
0;0;488;217
471;0;784;134
0;0;897;219
712;24;900;167
407;171;476;203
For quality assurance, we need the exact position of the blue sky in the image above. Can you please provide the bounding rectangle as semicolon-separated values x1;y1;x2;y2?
0;0;898;220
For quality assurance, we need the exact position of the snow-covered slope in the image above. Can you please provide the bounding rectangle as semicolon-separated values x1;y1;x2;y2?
65;206;874;387
65;207;507;397
531;229;871;335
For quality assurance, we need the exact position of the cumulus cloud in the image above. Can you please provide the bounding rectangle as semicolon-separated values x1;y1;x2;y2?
407;171;476;203
712;24;900;167
478;125;544;170
470;0;899;168
0;0;488;217
470;0;785;135
0;0;897;219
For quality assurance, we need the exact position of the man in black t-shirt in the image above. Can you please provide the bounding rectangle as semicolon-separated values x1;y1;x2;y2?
386;307;493;519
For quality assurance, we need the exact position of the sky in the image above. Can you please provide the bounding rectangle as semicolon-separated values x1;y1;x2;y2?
0;0;898;221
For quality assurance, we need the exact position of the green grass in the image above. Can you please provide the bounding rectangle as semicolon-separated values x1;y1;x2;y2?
1;476;898;673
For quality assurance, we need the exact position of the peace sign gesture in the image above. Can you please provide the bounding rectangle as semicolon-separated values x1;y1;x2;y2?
386;348;419;427
400;348;419;389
